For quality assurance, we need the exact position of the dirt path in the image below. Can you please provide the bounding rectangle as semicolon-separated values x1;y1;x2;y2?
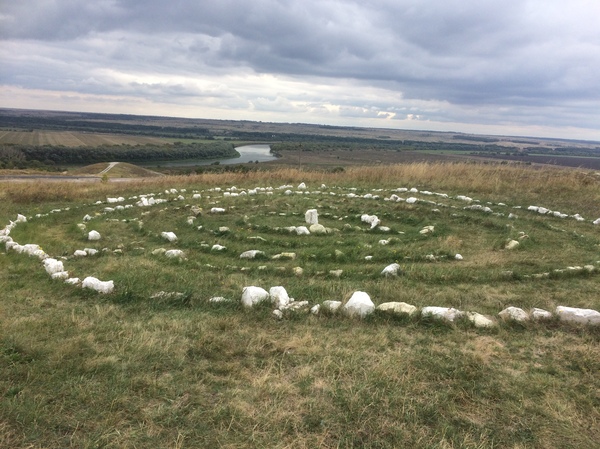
98;162;119;175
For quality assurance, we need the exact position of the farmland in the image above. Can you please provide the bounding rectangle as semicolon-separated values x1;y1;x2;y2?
1;163;599;448
2;108;600;172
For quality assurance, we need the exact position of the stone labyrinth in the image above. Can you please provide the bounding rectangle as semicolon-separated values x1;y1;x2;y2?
2;182;600;327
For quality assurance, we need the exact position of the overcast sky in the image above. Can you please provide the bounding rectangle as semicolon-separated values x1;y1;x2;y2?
2;0;600;140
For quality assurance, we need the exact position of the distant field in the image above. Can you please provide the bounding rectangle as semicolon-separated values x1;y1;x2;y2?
0;130;172;147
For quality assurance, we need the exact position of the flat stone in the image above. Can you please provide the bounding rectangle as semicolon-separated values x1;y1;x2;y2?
377;302;417;316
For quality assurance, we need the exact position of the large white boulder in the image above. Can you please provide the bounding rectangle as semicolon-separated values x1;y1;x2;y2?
343;291;375;318
381;263;401;277
377;302;417;316
305;209;319;225
498;306;529;322
269;286;291;309
241;286;270;307
422;306;463;322
82;276;114;294
555;306;600;325
88;230;101;241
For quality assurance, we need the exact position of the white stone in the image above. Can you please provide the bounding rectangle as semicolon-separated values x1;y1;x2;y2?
377;302;417;316
88;230;101;241
240;250;265;259
305;209;319;225
361;214;380;229
455;254;463;260
420;225;434;235
322;300;342;312
505;240;519;250
498;306;529;322
406;197;418;204
467;312;496;328
381;263;401;277
165;249;185;259
272;309;283;319
51;271;69;280
295;226;310;235
531;308;553;320
16;214;27;223
309;223;327;234
241;286;270;307
329;269;343;277
211;244;227;251
293;267;304;276
65;277;80;285
593;218;600;225
74;250;88;257
161;231;177;242
297;182;307;190
422;306;463;322
269;286;291;309
82;276;114;294
43;258;64;275
555;306;600;325
210;207;226;213
272;252;296;260
343;291;375;318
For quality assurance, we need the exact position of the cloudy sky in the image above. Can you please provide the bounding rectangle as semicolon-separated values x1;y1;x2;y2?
1;0;600;140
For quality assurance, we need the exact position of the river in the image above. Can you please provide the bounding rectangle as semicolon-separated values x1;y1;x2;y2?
139;144;277;167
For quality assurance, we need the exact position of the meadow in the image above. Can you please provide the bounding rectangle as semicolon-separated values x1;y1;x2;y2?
1;163;599;448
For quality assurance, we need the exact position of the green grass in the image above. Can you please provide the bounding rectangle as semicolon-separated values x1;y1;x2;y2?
1;164;600;448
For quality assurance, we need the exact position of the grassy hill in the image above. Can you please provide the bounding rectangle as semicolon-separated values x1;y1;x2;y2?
1;163;599;448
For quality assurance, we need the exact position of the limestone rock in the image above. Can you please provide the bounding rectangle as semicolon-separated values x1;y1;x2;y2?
467;312;496;328
322;300;342;312
309;223;327;234
269;286;291;309
305;209;319;225
381;263;401;277
240;250;265;259
343;291;375;318
88;230;101;241
498;306;529;322
82;276;114;294
422;306;463;322
555;306;600;325
161;231;177;242
165;249;185;259
241;286;270;307
531;308;553;321
377;302;417;316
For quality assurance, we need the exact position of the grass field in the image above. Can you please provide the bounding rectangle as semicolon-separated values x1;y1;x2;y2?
1;163;599;448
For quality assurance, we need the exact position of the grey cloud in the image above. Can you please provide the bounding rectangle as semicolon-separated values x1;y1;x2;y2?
1;0;600;138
